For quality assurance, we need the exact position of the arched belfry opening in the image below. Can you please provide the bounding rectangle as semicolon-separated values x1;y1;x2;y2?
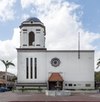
29;31;35;46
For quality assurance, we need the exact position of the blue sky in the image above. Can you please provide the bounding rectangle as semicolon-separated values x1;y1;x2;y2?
0;0;100;40
68;0;100;33
0;0;99;39
0;0;100;74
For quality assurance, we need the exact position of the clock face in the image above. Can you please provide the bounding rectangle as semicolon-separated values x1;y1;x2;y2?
51;58;60;67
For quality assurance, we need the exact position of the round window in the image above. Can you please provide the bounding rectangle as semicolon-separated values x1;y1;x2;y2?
51;58;60;67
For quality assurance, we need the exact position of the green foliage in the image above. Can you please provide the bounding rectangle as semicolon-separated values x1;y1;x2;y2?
96;59;100;69
0;59;15;87
95;71;100;81
11;76;17;82
0;60;15;69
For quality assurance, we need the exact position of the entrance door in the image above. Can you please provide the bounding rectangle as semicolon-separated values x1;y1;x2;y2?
48;73;63;90
48;81;63;90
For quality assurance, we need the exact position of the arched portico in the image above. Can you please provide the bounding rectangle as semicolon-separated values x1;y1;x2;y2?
48;73;63;90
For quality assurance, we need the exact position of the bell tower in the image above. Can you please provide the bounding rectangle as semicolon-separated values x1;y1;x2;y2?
19;17;46;49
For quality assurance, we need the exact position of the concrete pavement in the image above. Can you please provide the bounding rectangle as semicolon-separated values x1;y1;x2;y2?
0;91;100;102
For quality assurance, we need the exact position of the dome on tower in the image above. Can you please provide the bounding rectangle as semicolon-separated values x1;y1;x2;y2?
26;17;41;22
20;17;44;28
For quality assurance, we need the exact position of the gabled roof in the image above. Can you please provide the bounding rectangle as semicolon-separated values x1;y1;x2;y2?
48;73;63;81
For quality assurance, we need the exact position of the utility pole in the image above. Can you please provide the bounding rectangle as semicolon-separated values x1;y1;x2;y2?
78;32;80;59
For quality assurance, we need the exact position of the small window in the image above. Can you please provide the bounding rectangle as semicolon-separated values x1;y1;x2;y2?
34;58;37;79
86;84;91;87
26;58;29;79
65;84;67;86
69;84;72;86
36;44;40;46
23;44;27;46
74;84;76;86
3;76;5;79
36;29;41;31
31;21;33;23
23;29;27;31
30;58;33;79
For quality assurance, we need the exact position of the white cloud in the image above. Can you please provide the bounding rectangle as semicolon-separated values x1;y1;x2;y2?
21;0;50;8
38;1;100;50
21;14;30;21
0;0;16;22
0;28;20;75
20;0;100;50
94;51;100;71
0;0;99;75
20;0;100;70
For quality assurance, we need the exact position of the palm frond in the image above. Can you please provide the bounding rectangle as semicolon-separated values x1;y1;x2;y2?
0;59;6;64
7;62;15;67
98;58;100;61
0;59;15;68
0;59;7;67
97;61;100;65
96;59;100;69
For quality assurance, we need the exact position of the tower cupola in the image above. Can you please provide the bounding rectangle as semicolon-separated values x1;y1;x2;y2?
19;17;46;49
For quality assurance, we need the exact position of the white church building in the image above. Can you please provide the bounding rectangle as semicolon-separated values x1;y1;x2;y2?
17;17;94;90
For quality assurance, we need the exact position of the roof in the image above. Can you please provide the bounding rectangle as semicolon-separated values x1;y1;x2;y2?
26;17;41;22
17;48;94;53
48;73;63;81
22;17;42;24
19;17;45;29
0;71;15;76
0;79;6;84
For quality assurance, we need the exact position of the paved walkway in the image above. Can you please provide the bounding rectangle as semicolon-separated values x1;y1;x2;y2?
0;91;100;102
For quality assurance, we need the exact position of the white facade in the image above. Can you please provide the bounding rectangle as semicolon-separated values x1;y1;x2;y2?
17;17;94;89
19;17;45;48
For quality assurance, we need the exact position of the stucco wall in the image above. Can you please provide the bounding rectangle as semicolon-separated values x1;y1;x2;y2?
46;51;94;89
17;50;94;89
20;26;45;48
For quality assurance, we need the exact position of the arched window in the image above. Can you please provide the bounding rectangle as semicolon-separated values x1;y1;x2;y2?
29;32;35;46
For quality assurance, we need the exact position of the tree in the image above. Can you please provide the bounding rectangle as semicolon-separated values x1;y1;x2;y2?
0;60;15;87
95;71;100;82
96;59;100;69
